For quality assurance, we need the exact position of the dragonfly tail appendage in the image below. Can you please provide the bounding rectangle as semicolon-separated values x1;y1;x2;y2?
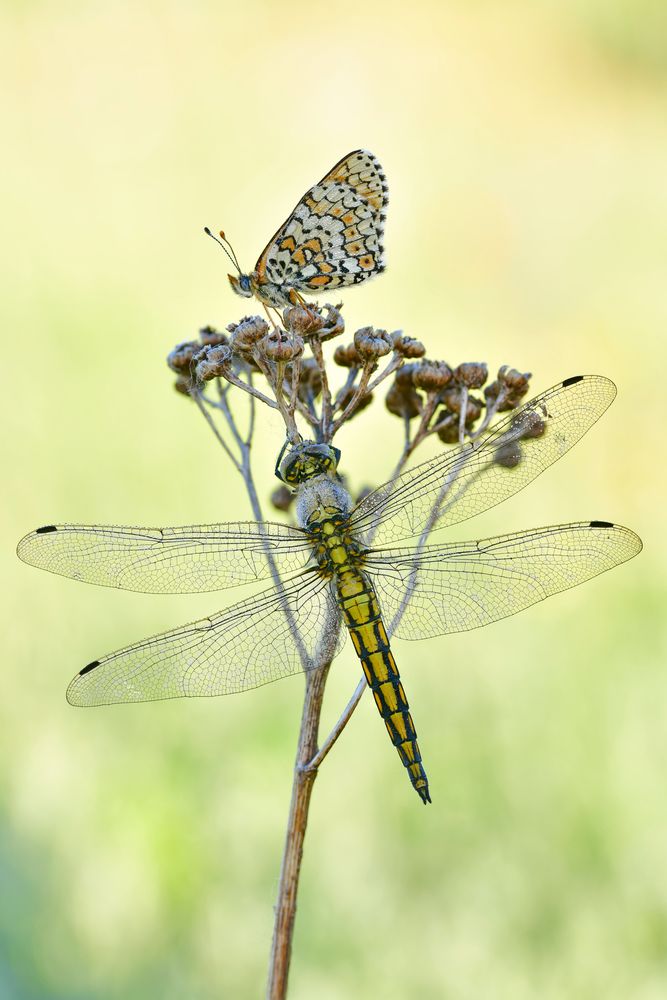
338;575;431;804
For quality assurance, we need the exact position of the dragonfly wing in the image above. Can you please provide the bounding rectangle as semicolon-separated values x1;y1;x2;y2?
67;571;344;706
365;522;641;640
17;521;313;594
349;376;616;547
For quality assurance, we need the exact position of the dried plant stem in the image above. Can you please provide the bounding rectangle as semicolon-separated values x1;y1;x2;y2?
266;663;330;1000
309;336;333;438
333;361;374;429
194;387;340;998
308;677;366;769
192;391;242;473
221;367;280;410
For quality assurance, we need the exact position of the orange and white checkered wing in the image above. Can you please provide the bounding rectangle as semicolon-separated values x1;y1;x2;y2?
255;150;388;296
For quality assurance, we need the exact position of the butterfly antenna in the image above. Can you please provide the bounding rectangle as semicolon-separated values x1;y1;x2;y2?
204;226;243;274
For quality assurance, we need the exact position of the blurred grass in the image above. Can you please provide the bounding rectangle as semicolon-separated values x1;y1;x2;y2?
2;1;666;998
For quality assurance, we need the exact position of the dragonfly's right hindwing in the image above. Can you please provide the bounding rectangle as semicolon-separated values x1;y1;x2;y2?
67;570;344;707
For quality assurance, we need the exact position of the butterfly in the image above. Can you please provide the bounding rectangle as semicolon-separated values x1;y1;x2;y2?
207;150;388;310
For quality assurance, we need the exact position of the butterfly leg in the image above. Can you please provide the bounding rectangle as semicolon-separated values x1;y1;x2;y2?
288;289;321;327
288;289;307;307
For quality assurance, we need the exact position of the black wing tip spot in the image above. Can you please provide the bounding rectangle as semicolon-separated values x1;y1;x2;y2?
36;525;58;534
79;660;101;676
562;375;584;387
590;520;614;528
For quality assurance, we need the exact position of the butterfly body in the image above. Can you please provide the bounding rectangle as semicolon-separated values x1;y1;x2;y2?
228;150;388;309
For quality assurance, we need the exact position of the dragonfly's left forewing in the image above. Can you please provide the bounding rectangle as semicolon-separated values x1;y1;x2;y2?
67;571;344;707
365;522;642;640
350;376;616;547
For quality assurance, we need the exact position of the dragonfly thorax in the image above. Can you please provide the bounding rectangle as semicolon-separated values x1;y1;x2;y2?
295;475;352;530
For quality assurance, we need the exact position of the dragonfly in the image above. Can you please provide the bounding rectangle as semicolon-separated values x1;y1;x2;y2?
17;375;641;804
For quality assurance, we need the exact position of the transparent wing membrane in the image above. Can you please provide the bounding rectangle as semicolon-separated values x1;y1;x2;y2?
350;376;617;546
365;521;642;641
67;571;344;707
17;521;312;594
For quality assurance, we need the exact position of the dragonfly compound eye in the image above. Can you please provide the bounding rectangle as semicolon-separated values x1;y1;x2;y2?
280;443;341;484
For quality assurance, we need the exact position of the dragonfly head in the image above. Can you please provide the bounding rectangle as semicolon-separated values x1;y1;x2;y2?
276;442;341;486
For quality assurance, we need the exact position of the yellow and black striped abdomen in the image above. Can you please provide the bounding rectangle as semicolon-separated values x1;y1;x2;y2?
336;568;431;804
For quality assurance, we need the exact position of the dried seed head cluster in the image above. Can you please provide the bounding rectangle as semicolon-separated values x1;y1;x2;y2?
384;355;531;450
166;302;532;494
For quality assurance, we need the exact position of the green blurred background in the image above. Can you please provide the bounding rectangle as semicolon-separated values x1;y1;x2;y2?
2;2;666;997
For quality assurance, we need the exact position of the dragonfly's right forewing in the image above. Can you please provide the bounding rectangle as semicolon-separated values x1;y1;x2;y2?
17;521;313;594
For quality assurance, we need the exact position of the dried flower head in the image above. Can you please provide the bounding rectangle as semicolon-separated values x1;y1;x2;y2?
167;340;198;374
412;360;453;392
395;362;420;388
485;366;532;411
353;326;393;361
227;315;270;352
337;385;374;418
440;387;483;422
194;343;233;382
283;303;344;342
270;484;295;512
296;358;323;400
174;374;193;396
261;329;305;363
392;333;426;358
435;412;459;443
385;382;422;419
199;325;229;348
333;343;362;368
454;362;488;389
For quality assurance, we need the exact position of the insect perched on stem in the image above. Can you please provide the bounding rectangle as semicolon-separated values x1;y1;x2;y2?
206;150;387;315
17;372;641;804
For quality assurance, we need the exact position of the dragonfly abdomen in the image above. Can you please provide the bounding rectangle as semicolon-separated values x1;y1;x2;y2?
336;569;431;804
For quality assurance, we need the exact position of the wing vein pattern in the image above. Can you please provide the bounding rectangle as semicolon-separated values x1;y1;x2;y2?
17;521;312;593
67;570;344;707
350;376;616;546
364;522;641;640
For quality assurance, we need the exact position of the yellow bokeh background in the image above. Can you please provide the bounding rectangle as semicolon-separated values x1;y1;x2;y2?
2;2;666;998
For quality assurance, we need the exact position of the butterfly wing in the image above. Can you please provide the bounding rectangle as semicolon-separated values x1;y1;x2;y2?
255;149;388;296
